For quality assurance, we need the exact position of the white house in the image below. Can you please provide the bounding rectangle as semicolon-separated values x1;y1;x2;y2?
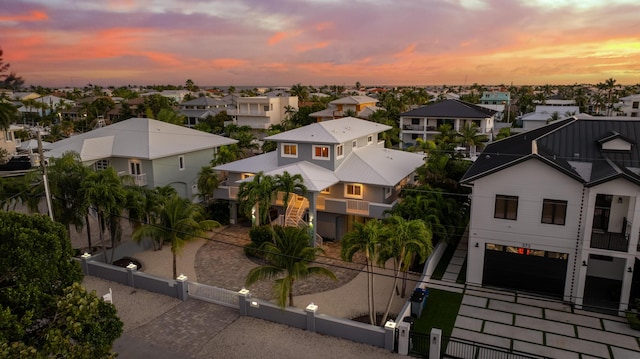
617;94;640;118
213;117;425;243
520;104;580;131
309;95;382;122
460;115;640;313
399;99;496;149
228;94;298;133
44;118;237;199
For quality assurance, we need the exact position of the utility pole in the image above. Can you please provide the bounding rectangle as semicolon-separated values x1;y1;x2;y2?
36;130;54;221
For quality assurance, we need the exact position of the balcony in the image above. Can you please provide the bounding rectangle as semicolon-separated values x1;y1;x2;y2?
118;172;147;186
590;230;629;252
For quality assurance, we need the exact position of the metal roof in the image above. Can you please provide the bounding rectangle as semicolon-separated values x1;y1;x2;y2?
401;99;497;118
330;95;378;105
461;117;640;187
45;117;237;161
336;146;425;186
265;117;391;144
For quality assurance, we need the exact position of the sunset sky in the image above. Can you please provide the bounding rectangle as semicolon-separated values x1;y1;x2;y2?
2;0;640;88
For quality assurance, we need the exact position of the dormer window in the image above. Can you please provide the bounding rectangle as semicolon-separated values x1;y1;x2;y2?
598;131;634;152
313;145;330;160
282;143;298;158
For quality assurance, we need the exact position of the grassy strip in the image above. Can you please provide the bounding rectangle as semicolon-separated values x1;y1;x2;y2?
412;289;463;338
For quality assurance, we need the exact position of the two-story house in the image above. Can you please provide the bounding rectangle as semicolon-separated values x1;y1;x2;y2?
460;115;640;314
617;94;640;118
399;99;496;149
44;117;237;199
309;95;382;122
178;97;231;128
213;117;425;243
228;94;298;135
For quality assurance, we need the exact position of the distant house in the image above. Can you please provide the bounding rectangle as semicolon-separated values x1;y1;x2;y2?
460;116;640;313
213;117;424;242
617;94;640;118
228;94;298;134
178;97;231;128
1;125;20;156
399;99;496;149
309;95;382;122
45;118;237;199
519;105;580;130
140;90;192;103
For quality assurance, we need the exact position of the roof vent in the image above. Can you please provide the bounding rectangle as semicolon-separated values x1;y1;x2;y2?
574;152;580;158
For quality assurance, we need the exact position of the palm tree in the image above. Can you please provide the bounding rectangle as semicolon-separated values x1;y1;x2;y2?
82;167;127;263
197;165;220;203
0;101;18;130
273;171;307;224
341;219;382;325
458;123;487;156
48;152;90;239
409;137;436;154
133;194;220;278
546;111;560;124
211;145;238;166
238;171;276;226
377;215;432;325
290;83;309;103
434;124;459;151
245;226;336;308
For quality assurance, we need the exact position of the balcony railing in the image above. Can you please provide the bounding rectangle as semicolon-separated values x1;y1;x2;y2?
118;172;147;186
590;231;629;252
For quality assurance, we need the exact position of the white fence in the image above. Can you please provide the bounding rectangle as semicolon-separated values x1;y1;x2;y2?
188;281;240;309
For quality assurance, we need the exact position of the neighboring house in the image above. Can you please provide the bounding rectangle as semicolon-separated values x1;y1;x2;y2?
309;95;381;122
479;91;510;121
399;99;496;149
44;118;237;199
519;105;580;131
17;95;74;119
617;94;640;118
1;125;20;156
178;97;231;128
213;117;424;242
460;115;640;313
228;94;298;134
140;90;192;103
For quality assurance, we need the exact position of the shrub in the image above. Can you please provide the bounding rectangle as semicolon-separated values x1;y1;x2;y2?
244;225;274;258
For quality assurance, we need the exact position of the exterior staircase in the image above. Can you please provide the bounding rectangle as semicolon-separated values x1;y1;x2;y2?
285;195;308;227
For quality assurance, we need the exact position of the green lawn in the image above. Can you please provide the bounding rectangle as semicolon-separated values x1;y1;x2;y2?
412;289;463;338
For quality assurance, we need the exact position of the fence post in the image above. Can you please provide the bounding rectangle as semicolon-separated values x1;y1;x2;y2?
384;320;397;352
429;328;442;359
80;252;92;275
238;288;250;316
126;263;137;287
305;303;318;332
176;274;188;301
397;321;411;355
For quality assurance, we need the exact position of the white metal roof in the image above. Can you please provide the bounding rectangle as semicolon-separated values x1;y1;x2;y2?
214;151;279;173
262;162;339;192
265;117;390;144
45;117;237;161
335;146;425;186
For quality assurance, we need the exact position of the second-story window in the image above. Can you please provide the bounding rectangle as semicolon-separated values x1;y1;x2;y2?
541;199;567;225
345;183;363;199
494;195;518;220
352;140;357;149
95;159;110;171
313;145;330;160
367;135;373;144
178;155;185;171
336;144;344;159
282;143;298;158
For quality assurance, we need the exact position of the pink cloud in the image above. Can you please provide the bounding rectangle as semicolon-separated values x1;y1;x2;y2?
0;10;48;22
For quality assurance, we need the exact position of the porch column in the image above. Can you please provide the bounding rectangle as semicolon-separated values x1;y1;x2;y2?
621;258;635;312
307;192;318;247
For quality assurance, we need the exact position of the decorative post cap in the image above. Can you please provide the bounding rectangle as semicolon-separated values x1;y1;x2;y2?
81;252;92;259
126;263;138;270
176;274;188;281
384;320;397;329
306;302;318;312
238;288;250;296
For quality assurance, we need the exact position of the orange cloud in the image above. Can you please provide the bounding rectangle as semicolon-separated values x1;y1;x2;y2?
0;10;48;22
295;41;330;52
394;44;417;58
314;22;333;31
268;30;302;45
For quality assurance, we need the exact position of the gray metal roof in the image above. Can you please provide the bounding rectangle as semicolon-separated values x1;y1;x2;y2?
401;99;497;118
265;117;391;144
45;117;237;161
214;151;279;173
180;97;230;107
331;95;378;105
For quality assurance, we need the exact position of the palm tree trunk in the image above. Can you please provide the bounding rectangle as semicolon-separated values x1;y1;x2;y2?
367;261;376;325
172;250;177;279
99;213;108;262
380;260;401;326
289;278;295;307
85;214;93;252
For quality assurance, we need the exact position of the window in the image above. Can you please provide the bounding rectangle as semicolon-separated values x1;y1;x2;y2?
178;155;185;171
263;105;269;111
352;140;357;149
385;186;392;198
411;118;420;125
345;183;363;199
367;135;373;144
95;159;110;171
241;173;254;179
313;145;330;160
411;133;420;140
633;101;639;109
541;199;567;225
321;187;331;194
494;195;518;220
336;144;344;159
282;143;298;158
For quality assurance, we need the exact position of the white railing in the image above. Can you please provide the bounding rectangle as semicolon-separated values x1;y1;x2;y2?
346;199;369;215
188;281;239;309
133;173;147;186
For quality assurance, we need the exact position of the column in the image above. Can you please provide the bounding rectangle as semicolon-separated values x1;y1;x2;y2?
176;274;188;301
80;252;92;275
238;288;250;316
307;192;318;247
384;320;396;352
429;328;442;359
126;263;137;287
306;303;318;332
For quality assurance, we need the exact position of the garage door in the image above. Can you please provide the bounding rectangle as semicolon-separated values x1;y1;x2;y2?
483;244;568;298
